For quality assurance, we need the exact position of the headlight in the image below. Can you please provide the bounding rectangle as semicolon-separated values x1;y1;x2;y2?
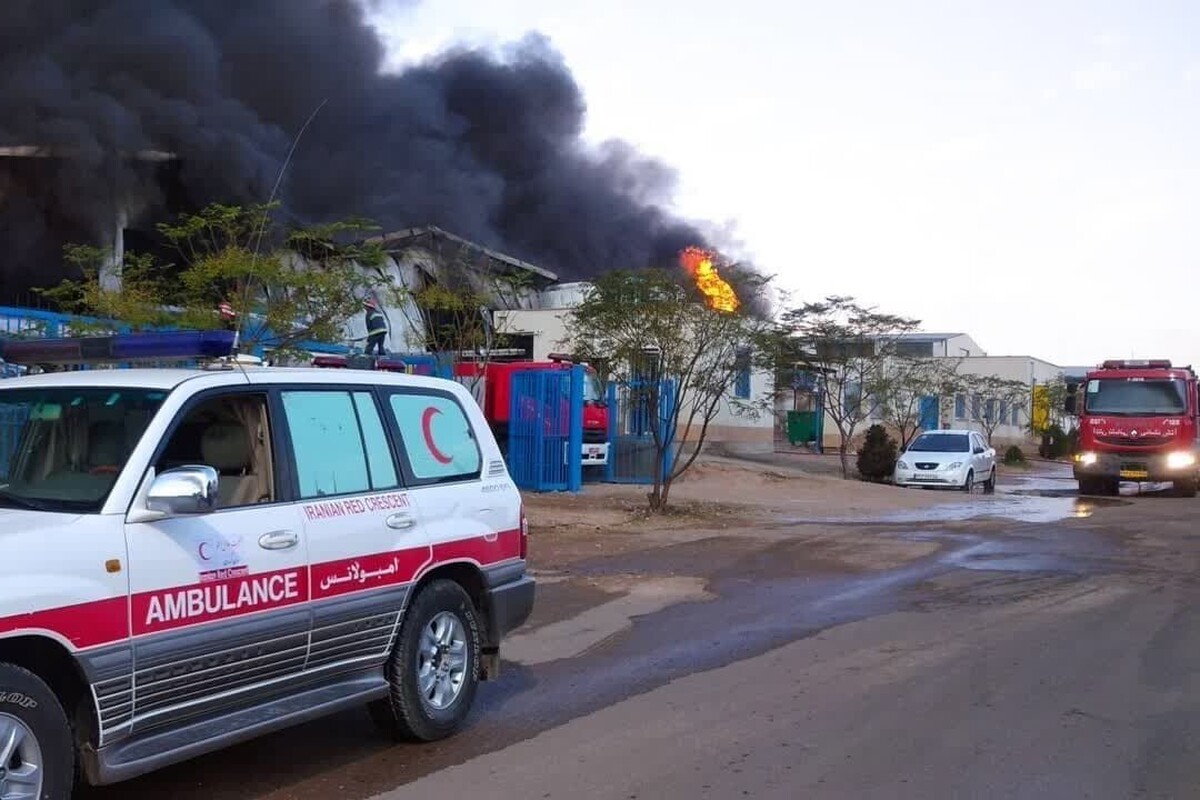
947;462;963;470
896;460;909;470
1167;451;1196;469
1077;452;1098;467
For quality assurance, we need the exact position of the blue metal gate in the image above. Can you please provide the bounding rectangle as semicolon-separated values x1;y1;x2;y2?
603;379;675;484
508;366;584;492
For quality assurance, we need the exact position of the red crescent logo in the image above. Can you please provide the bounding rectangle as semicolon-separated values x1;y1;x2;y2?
198;542;211;561
421;406;454;465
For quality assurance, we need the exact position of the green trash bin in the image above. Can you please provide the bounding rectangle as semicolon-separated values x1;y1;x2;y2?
787;410;818;446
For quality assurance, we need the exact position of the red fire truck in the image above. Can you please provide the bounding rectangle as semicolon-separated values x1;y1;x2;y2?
1067;359;1200;497
453;357;610;467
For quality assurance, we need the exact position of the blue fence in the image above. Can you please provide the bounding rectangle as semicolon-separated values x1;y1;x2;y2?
507;366;583;493
604;379;675;485
0;305;352;364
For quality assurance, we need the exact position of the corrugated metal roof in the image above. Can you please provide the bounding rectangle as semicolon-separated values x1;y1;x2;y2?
369;226;558;283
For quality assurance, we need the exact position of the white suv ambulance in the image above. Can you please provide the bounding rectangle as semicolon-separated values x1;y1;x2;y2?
0;332;533;799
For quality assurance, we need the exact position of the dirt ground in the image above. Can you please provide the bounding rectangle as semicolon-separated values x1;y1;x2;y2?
521;456;995;574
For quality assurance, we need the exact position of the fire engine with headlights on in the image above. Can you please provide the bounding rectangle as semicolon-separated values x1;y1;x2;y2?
1067;359;1200;497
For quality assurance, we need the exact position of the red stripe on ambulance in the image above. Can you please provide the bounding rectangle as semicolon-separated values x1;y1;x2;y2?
132;568;309;636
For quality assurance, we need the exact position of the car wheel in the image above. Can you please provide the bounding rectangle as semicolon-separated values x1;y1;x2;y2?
961;469;974;493
983;468;996;494
369;580;482;742
0;663;75;800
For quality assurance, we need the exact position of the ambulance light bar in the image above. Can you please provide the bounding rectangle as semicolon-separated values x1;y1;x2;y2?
0;330;237;365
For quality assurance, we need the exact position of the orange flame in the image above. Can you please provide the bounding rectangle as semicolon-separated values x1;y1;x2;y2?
680;246;740;312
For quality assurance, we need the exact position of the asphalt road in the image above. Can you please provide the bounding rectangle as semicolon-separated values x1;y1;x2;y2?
91;473;1200;800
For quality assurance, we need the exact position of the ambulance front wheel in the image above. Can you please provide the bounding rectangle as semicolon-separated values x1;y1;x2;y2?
369;580;482;742
0;662;75;800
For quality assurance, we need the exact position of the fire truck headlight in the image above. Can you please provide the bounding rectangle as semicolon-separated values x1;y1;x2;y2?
1166;452;1196;470
1078;452;1098;467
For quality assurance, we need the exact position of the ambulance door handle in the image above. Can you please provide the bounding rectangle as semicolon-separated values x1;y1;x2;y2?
386;513;416;530
259;530;299;550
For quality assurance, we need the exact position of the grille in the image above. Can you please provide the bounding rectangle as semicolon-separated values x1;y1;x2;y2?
915;463;939;471
1095;435;1172;448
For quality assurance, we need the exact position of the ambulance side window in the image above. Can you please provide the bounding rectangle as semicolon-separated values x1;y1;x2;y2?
281;390;399;499
384;389;481;486
156;393;276;509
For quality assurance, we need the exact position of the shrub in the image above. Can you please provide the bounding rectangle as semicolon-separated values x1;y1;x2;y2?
1038;423;1075;460
1003;445;1026;465
857;424;898;482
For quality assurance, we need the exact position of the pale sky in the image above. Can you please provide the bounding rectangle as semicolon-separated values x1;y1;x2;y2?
367;0;1200;369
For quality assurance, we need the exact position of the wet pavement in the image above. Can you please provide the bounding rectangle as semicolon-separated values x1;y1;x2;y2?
86;463;1200;799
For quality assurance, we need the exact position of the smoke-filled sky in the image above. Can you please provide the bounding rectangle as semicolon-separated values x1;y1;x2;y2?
0;0;721;301
372;0;1200;368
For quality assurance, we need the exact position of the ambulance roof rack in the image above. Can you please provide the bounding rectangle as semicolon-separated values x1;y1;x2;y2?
311;354;411;373
0;330;238;367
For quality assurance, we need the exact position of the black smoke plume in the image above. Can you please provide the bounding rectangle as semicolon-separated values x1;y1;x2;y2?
0;0;718;302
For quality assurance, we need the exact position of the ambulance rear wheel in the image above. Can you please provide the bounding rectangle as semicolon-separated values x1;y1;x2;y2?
369;580;481;742
0;663;74;800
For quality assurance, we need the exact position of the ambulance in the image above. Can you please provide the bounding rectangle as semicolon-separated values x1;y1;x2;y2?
0;330;533;799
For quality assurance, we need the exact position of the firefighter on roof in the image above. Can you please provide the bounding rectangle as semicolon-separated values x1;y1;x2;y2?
363;297;389;356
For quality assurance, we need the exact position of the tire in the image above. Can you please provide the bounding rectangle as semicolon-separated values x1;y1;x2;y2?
0;663;74;800
1078;478;1099;496
983;468;996;495
369;580;482;742
961;469;974;493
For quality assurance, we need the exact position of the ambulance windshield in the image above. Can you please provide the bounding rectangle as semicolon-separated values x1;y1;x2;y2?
0;387;167;513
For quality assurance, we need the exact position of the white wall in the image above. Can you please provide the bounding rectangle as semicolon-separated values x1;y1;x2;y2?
494;308;572;360
942;355;1063;443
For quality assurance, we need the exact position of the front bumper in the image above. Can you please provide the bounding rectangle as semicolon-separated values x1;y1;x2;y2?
893;465;969;487
1074;450;1200;482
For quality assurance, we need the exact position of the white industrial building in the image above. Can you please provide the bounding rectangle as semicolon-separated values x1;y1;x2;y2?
787;332;1067;452
496;283;776;448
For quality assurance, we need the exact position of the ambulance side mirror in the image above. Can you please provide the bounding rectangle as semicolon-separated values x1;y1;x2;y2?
146;465;219;517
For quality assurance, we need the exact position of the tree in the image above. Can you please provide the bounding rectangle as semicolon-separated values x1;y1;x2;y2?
565;267;774;512
960;374;1030;445
41;203;383;359
780;296;920;478
377;235;535;400
856;423;898;482
871;357;962;450
1031;374;1073;435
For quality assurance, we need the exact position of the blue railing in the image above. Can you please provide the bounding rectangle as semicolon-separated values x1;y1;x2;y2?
604;379;676;485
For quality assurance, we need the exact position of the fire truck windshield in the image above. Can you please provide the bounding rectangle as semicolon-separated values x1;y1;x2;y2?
584;371;604;403
1084;378;1187;416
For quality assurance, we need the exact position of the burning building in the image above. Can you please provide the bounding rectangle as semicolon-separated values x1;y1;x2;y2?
0;1;723;309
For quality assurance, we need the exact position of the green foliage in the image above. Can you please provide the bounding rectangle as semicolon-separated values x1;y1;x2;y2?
775;295;921;478
39;203;381;357
1003;445;1027;465
1037;423;1077;460
959;374;1030;445
870;356;962;451
566;267;774;511
856;424;898;482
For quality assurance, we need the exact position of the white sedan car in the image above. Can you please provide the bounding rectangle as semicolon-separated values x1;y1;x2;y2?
893;429;997;493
